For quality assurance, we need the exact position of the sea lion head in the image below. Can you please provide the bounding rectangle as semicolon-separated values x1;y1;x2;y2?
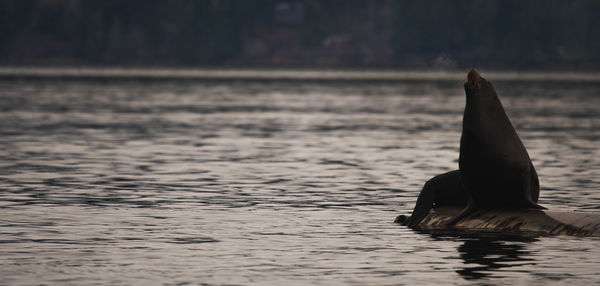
464;69;495;99
464;69;481;90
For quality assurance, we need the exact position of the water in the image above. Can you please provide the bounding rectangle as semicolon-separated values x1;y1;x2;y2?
0;69;599;285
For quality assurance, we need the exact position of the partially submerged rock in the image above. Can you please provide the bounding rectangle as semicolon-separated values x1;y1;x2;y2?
395;207;600;237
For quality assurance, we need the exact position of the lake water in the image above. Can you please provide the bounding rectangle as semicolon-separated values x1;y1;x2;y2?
0;69;599;285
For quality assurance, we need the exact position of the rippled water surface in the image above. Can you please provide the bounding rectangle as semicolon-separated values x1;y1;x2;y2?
1;70;599;285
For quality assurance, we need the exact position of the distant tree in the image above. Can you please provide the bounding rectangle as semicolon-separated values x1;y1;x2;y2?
0;0;598;67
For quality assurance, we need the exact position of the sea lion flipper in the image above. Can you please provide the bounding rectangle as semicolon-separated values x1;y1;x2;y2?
525;196;546;209
403;180;436;227
528;164;546;209
523;162;546;209
529;202;546;209
404;170;466;227
444;196;474;226
530;162;540;202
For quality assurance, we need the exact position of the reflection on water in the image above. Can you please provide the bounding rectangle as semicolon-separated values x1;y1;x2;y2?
0;70;599;285
456;235;537;280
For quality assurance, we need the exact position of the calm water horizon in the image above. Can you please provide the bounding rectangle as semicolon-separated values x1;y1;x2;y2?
0;68;599;285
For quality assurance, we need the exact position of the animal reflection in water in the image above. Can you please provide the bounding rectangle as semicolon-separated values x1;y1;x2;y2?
456;234;537;280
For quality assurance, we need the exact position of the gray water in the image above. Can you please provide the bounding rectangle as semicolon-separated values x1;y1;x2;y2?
1;69;599;285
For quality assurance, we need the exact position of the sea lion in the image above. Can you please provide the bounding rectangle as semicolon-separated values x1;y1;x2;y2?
445;69;544;226
402;170;468;227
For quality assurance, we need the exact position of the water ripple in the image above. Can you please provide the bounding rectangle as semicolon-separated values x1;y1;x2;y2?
0;77;598;285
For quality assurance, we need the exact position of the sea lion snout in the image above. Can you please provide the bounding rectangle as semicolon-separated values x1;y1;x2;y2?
465;69;481;90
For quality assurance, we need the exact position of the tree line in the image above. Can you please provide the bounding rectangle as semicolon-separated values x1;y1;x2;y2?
1;0;599;68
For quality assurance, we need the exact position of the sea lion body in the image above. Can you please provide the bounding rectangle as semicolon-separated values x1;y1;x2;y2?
446;70;543;225
402;170;468;227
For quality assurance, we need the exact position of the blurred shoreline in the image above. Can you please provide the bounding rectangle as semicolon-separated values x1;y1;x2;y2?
3;1;600;72
2;66;600;82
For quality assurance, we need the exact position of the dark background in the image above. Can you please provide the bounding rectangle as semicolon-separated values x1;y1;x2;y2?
1;0;599;69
